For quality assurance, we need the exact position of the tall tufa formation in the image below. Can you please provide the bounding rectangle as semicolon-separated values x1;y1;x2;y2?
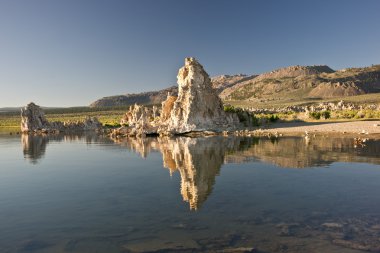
159;57;238;134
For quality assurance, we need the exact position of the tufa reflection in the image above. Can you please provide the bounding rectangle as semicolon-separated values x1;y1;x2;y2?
116;135;380;209
21;134;49;164
21;133;380;208
21;133;110;164
117;136;252;210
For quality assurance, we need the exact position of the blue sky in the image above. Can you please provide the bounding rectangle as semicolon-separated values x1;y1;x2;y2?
0;0;379;107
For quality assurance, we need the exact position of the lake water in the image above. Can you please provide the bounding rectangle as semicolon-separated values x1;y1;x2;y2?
1;133;380;253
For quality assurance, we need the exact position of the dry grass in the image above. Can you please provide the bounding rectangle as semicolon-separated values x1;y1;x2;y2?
0;109;126;130
225;93;380;109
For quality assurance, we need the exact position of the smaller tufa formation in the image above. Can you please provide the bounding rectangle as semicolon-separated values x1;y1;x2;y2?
115;104;160;137
20;102;102;133
83;117;102;130
21;103;49;132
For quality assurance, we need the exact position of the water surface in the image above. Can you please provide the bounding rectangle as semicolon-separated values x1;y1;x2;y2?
1;133;380;253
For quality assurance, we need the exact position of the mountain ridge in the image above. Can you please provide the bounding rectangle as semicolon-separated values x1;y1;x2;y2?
90;64;380;107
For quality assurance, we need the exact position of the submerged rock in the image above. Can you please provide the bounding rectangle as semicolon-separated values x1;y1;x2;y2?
159;57;239;134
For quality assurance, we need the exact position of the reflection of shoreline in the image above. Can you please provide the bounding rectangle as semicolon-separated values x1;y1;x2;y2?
225;136;380;168
21;133;109;164
116;136;380;209
22;133;380;209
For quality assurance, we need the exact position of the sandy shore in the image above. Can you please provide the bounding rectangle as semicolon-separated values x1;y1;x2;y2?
261;120;380;136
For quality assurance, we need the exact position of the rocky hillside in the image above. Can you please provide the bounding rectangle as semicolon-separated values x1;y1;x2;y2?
90;86;178;107
226;64;380;101
90;64;380;107
90;74;252;107
211;74;256;93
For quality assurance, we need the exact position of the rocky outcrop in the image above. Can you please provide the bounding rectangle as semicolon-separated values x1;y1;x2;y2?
121;104;148;127
160;93;177;122
83;117;102;130
21;103;50;132
159;57;239;134
114;104;160;137
113;58;241;137
20;102;102;133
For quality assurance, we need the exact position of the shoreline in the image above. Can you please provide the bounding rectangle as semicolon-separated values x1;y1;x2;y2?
2;120;380;138
258;120;380;136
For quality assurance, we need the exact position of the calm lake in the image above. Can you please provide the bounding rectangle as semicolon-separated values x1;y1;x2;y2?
1;133;380;253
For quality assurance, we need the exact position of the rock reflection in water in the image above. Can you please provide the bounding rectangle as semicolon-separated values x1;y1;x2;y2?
116;135;380;210
160;137;224;210
21;133;109;164
117;136;252;210
21;134;49;164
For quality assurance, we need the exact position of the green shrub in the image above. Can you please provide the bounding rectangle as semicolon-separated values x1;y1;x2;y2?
269;114;279;122
309;112;321;120
321;110;331;119
340;110;358;119
103;122;121;128
223;105;236;113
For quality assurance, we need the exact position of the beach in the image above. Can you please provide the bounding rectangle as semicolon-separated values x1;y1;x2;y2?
262;120;380;135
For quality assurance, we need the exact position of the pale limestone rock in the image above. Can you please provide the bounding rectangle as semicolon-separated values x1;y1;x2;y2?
83;116;102;131
120;104;145;126
20;102;102;133
21;103;49;132
160;57;238;134
160;94;177;122
117;104;158;137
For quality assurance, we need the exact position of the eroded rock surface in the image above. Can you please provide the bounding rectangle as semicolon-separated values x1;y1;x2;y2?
159;57;239;134
21;103;50;132
116;104;160;137
113;58;241;137
20;102;102;133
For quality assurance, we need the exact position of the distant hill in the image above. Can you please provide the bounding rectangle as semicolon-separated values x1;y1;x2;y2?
90;86;178;107
90;64;380;107
226;64;380;101
211;74;257;93
0;107;21;113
